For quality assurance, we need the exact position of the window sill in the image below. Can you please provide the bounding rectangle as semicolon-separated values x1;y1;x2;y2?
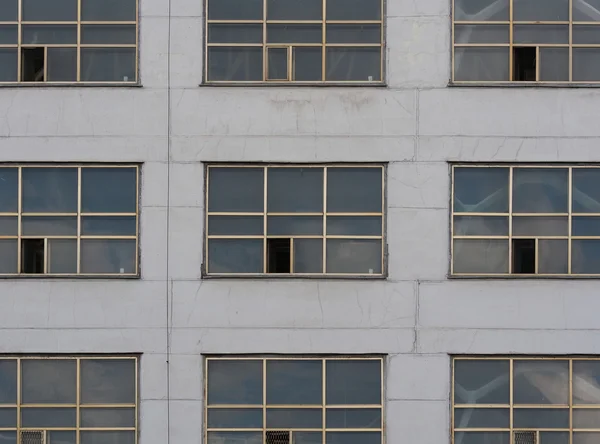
202;273;387;280
449;274;600;280
449;81;600;88
0;82;142;88
200;81;387;88
0;274;141;279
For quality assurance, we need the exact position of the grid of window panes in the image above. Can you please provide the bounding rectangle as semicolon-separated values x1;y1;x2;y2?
452;165;600;276
0;165;139;276
205;0;383;83
206;165;384;276
453;357;600;444
205;357;383;444
0;0;137;83
0;356;138;444
453;0;600;83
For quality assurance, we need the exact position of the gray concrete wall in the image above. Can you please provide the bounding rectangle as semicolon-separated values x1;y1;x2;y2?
1;0;598;442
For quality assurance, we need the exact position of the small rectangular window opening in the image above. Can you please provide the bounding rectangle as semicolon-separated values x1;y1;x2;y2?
267;47;289;81
22;48;45;82
513;47;536;81
267;238;291;273
514;431;537;444
20;430;46;444
266;431;290;444
22;239;45;274
513;239;535;274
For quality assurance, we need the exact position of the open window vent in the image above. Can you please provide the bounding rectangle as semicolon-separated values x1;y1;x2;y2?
514;431;537;444
266;431;290;444
20;430;46;444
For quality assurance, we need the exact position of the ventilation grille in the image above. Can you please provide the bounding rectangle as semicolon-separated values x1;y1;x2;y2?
266;431;290;444
21;430;46;444
514;431;537;444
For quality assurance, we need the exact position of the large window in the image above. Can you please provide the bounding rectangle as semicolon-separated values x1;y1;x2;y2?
0;165;139;276
0;356;138;444
452;165;600;276
453;0;600;83
205;165;385;276
453;357;600;444
205;357;383;444
0;0;137;84
205;0;383;83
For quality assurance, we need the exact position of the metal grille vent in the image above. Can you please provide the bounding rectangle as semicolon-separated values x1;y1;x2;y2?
20;430;46;444
514;431;537;444
266;431;290;444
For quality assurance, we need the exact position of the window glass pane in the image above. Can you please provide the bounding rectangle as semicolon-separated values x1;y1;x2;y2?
0;49;17;82
0;432;16;444
540;48;569;81
513;360;569;404
573;169;600;212
573;216;600;236
454;47;510;81
327;168;382;213
267;24;322;44
454;0;509;20
208;47;263;82
454;360;510;404
454;24;509;44
454;432;510;444
207;432;262;444
266;409;322;428
82;217;137;236
293;47;322;81
326;432;381;444
207;0;263;20
326;408;381;428
294;238;323;273
573;360;600;404
574;433;600;444
326;48;381;82
513;25;569;44
22;0;77;20
513;168;569;213
209;168;264;212
574;0;600;20
513;408;569;428
81;25;136;44
81;48;136;82
513;0;569;21
22;25;77;44
266;360;322;404
47;48;77;82
81;167;137;213
0;0;17;20
0;361;17;403
0;409;16;428
326;360;381;405
0;25;17;44
267;216;323;235
326;0;380;20
0;240;17;274
80;240;136;274
454;167;508;212
48;239;77;274
268;48;288;80
207;408;263;428
208;239;263;274
454;408;509;428
0;168;18;212
81;0;136;20
539;432;569;444
22;216;77;236
207;360;263;405
327;216;381;236
22;167;78;213
48;432;76;444
571;240;600;274
21;408;76;427
208;216;264;236
453;239;509;274
573;48;600;81
208;24;263;44
512;216;568;236
267;0;322;20
267;167;323;212
81;359;136;404
22;360;76;404
453;216;508;236
294;433;322;444
327;24;381;44
538;240;568;274
326;239;381;274
0;217;17;236
80;408;135;427
80;431;135;444
573;25;600;44
573;409;600;428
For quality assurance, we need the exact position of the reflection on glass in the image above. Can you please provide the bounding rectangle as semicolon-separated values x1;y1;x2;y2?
513;408;569;428
0;241;17;274
22;216;77;236
0;168;18;212
268;168;323;213
22;167;78;213
454;432;510;444
207;408;263;429
0;217;17;236
453;168;509;212
21;408;77;427
453;239;509;274
48;239;77;274
513;360;569;404
267;0;322;20
539;48;569;81
80;25;136;45
80;408;135;427
0;0;17;21
513;0;568;21
293;47;322;81
21;360;76;404
572;240;600;274
327;216;382;236
453;216;508;236
326;0;381;20
267;24;322;44
81;167;137;213
0;50;17;82
268;48;288;80
326;360;381;405
47;431;76;444
208;216;264;236
0;360;17;403
539;432;569;444
266;408;322;428
326;432;381;444
454;0;509;20
266;360;322;404
512;216;568;236
454;24;509;44
326;239;381;274
0;431;17;444
294;432;322;444
573;48;600;81
573;169;600;212
207;47;263;81
574;432;600;444
573;0;600;21
207;0;263;20
454;408;509;429
207;360;263;405
454;360;510;405
513;168;568;213
80;359;136;404
454;47;510;81
208;168;264;212
81;48;136;82
538;240;568;274
513;25;569;44
21;25;78;44
0;408;16;428
208;24;263;44
326;408;381;428
573;409;600;428
22;0;77;21
268;216;323;235
327;168;382;212
326;47;381;81
326;24;381;44
207;432;262;444
81;0;136;20
293;238;323;273
80;431;135;444
81;216;137;236
47;48;77;82
573;360;600;404
80;239;136;274
208;239;263;274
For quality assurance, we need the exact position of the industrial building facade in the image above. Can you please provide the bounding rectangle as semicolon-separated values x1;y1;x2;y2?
1;0;600;443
